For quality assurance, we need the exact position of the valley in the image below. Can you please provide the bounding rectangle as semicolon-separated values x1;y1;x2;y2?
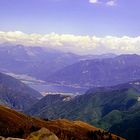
0;1;139;140
0;45;140;140
3;72;87;95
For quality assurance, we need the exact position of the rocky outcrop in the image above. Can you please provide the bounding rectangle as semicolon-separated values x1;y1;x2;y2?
26;128;59;140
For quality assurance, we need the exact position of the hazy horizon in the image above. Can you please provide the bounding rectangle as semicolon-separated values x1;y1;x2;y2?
0;31;140;55
0;0;140;54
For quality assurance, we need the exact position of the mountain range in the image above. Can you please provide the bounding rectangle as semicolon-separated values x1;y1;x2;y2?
0;44;115;81
0;44;140;140
46;54;140;87
26;80;140;140
0;44;118;93
0;44;80;80
1;44;140;90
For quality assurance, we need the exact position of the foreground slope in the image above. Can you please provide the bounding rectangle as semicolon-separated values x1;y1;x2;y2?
0;105;124;140
0;72;42;111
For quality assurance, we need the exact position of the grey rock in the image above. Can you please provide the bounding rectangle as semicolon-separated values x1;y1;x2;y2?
26;128;59;140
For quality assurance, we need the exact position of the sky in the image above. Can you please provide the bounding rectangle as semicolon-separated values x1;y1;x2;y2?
0;0;140;54
0;0;140;36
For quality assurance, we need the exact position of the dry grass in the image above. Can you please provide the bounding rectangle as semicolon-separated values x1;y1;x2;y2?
0;105;125;140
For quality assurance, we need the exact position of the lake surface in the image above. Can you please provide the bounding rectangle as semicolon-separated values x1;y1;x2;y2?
29;83;88;94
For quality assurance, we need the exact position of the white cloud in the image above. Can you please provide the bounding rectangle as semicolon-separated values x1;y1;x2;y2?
89;0;117;6
106;0;116;6
89;0;99;4
0;31;140;55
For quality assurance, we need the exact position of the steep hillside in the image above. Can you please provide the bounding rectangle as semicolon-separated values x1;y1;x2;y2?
109;108;140;140
27;81;140;140
26;94;73;116
0;105;124;140
27;81;140;121
0;72;42;111
46;54;140;87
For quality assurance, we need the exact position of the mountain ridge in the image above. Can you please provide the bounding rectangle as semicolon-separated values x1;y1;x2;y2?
45;54;140;87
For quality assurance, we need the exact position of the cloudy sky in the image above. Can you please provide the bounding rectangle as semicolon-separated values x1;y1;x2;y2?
0;0;140;54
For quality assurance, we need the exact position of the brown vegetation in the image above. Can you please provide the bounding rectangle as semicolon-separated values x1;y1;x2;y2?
0;105;125;140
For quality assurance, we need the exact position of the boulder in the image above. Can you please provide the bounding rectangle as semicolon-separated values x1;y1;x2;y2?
26;128;59;140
